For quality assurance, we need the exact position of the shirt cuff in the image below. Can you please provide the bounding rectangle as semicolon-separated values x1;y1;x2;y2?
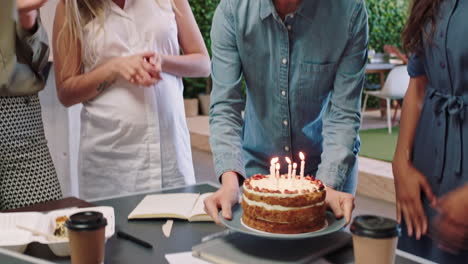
407;53;425;77
315;165;348;191
214;153;246;186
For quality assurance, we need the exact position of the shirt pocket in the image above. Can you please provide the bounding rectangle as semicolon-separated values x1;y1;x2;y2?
299;62;337;102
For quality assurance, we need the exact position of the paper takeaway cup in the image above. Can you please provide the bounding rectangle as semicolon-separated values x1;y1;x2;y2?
350;215;401;264
66;211;107;264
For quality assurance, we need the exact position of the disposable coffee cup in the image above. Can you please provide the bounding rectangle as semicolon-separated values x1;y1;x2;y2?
350;215;400;264
66;211;107;264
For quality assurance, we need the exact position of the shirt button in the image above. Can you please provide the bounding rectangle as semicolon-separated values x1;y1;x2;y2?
281;90;286;96
282;58;288;65
287;25;292;31
440;31;444;38
440;61;446;69
283;120;288;126
284;146;290;152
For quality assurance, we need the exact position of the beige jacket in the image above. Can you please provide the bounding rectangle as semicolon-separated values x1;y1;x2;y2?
0;1;50;96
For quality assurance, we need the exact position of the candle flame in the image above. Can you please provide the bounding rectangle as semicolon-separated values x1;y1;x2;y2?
285;157;291;164
293;163;297;169
270;157;279;165
275;163;280;170
299;152;305;160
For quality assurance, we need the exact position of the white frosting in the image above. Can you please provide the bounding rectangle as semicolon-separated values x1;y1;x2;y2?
256;216;289;224
245;175;320;196
242;194;325;211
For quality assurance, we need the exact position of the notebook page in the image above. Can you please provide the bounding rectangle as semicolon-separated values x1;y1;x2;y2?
128;193;200;219
189;193;214;220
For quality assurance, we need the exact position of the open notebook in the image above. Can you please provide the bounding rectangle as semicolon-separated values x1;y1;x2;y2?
128;193;213;222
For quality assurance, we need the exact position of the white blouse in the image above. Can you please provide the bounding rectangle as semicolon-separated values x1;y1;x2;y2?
78;0;195;199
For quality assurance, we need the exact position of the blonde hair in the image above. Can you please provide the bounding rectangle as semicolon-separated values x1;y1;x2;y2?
57;0;176;76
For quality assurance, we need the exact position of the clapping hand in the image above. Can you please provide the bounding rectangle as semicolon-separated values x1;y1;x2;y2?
110;52;162;87
146;54;163;81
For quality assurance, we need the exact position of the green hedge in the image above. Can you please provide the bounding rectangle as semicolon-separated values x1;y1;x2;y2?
365;0;409;109
183;0;220;98
367;0;409;52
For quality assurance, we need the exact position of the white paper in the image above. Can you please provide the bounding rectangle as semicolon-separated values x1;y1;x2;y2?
162;220;173;238
189;193;212;217
128;193;201;219
165;252;212;264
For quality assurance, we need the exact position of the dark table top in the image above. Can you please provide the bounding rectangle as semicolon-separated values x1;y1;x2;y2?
1;183;223;264
0;182;426;264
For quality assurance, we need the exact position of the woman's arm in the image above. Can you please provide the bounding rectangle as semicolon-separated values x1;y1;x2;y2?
394;76;427;161
52;1;115;107
52;1;159;107
393;75;437;239
160;0;210;78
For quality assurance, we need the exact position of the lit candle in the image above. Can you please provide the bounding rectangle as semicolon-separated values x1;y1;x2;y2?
292;162;297;186
275;163;280;189
285;157;292;180
270;157;278;180
299;152;305;179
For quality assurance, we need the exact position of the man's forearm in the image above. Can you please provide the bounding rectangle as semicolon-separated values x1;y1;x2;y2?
209;0;245;183
316;103;361;191
221;172;241;188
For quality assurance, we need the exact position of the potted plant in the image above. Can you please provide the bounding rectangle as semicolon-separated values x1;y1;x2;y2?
189;0;219;115
183;79;201;117
198;77;211;116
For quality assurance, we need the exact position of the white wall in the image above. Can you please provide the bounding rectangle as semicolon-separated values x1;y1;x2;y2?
39;0;58;60
38;70;71;195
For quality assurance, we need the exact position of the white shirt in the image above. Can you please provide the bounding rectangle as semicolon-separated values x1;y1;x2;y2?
78;0;195;199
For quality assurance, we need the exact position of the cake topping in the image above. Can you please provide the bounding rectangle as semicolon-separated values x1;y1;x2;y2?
248;152;325;194
245;174;322;194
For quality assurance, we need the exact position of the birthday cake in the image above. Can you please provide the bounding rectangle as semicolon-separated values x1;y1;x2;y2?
241;172;327;234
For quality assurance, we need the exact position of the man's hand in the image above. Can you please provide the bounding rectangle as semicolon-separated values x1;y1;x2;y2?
325;186;355;225
204;171;241;225
431;185;468;254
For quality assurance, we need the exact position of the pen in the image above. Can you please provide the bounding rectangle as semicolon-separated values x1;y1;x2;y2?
117;230;153;249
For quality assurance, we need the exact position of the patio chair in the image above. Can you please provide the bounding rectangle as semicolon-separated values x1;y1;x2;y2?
362;65;410;134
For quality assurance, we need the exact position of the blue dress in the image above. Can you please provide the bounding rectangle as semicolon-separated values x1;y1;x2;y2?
399;0;468;262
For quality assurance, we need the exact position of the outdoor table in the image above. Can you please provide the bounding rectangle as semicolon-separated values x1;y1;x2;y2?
0;182;432;264
365;62;399;118
365;63;397;88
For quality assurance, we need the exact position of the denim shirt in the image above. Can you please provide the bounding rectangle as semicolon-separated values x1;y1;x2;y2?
209;0;368;190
